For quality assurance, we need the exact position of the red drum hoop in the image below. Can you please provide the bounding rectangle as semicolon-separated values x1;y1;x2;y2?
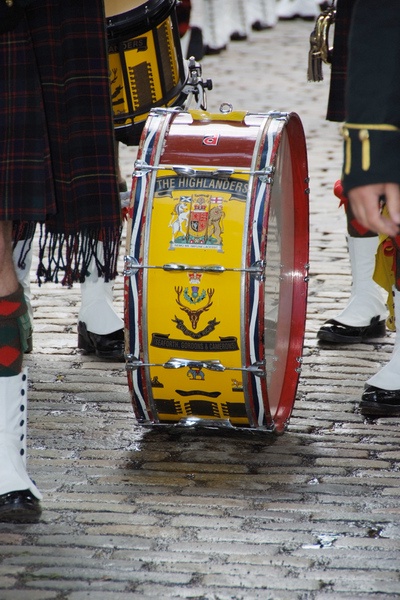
125;108;309;434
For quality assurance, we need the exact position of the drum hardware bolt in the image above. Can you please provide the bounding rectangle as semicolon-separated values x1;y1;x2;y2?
133;159;151;177
248;260;265;280
246;362;266;377
187;56;201;74
125;356;144;372
296;357;304;363
256;166;275;184
305;187;311;194
304;276;310;282
124;256;140;276
220;103;233;114
295;367;302;374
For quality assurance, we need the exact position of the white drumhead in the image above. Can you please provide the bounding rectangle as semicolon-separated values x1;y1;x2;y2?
104;0;145;18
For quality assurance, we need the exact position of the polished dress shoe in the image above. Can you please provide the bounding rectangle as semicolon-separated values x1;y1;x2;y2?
230;32;248;42
77;321;125;361
360;385;400;417
0;489;41;523
317;315;386;344
252;20;273;31
204;44;227;56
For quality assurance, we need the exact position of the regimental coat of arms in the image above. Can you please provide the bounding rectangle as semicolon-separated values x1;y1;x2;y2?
169;194;225;250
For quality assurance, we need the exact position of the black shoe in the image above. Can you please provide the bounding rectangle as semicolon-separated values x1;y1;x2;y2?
252;20;272;31
230;31;248;42
77;321;125;361
279;14;316;21
0;489;41;523
204;44;226;55
317;315;386;344
360;385;400;417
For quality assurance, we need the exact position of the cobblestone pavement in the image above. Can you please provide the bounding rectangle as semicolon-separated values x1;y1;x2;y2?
1;18;400;600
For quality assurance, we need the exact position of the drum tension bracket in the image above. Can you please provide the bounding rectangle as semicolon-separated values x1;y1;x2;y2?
255;165;275;184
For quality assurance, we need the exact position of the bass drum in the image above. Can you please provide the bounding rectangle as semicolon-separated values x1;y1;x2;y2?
124;107;309;434
104;0;186;145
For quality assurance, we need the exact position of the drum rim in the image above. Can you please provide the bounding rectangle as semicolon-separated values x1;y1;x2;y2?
106;0;177;40
265;113;309;433
125;110;309;434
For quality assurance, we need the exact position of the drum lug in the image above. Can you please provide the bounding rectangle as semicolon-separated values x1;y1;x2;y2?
133;159;152;177
124;256;140;276
256;166;275;184
125;355;144;371
248;260;265;281
246;361;266;377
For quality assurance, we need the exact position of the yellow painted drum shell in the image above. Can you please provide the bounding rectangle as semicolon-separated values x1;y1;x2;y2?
125;108;310;435
106;0;186;145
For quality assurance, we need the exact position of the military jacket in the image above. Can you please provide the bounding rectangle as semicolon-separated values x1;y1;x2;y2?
342;0;400;194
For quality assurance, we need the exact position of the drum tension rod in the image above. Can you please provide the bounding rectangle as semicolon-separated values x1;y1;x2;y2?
125;356;266;377
133;159;274;181
124;256;265;279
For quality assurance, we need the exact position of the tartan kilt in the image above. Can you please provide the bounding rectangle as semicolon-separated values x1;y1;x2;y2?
0;1;121;284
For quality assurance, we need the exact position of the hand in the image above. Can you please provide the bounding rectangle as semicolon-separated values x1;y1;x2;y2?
348;183;400;237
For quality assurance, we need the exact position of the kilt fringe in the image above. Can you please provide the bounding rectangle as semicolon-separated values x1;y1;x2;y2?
3;2;122;288
13;223;122;288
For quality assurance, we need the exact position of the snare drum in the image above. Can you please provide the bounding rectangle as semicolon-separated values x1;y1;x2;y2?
105;0;186;145
124;107;309;434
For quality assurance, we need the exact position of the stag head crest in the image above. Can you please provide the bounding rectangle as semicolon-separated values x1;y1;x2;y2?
175;286;215;330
